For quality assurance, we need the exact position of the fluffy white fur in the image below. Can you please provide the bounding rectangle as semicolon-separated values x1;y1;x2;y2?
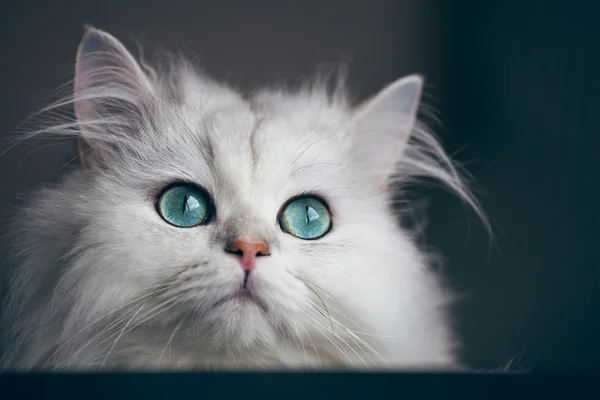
0;27;485;371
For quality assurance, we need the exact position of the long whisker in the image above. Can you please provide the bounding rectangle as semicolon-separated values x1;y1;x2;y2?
55;301;150;370
59;294;184;371
293;274;391;367
46;283;172;359
293;274;351;321
302;315;355;367
305;312;368;367
159;319;185;362
100;303;148;366
51;270;190;370
306;301;373;363
298;279;334;332
307;300;388;366
43;286;168;368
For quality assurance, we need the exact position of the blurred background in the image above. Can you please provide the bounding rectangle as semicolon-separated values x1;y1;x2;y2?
0;0;598;371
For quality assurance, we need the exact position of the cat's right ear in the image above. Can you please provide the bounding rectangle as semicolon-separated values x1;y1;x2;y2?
74;26;154;169
348;75;423;188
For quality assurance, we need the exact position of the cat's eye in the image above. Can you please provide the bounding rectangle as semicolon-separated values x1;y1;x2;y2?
279;196;332;240
156;184;212;228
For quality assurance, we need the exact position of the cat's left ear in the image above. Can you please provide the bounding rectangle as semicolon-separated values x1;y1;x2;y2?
349;74;423;185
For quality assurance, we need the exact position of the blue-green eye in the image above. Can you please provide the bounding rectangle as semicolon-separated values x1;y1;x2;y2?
279;196;332;240
157;184;212;227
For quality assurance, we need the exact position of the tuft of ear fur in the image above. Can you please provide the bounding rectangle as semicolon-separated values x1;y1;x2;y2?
74;26;155;169
348;74;490;233
350;75;423;185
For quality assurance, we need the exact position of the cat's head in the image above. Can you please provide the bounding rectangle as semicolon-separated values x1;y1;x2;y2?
17;27;482;365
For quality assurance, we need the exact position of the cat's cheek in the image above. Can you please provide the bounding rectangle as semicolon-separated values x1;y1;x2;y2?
100;200;218;270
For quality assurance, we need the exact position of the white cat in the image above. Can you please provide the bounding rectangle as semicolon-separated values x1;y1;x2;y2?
0;27;486;371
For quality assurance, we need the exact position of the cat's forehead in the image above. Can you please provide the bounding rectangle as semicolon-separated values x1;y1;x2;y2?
156;99;352;206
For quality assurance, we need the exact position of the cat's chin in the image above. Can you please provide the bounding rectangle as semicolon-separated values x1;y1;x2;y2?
212;287;269;314
192;288;279;350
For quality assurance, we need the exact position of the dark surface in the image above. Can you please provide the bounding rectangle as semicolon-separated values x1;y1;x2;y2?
0;373;594;400
0;0;598;370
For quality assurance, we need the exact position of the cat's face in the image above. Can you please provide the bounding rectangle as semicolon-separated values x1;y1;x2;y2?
75;95;403;351
62;28;428;355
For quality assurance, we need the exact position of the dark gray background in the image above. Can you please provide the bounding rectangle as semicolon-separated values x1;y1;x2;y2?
0;0;598;371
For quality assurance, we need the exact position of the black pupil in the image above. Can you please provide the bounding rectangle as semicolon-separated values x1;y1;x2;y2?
183;193;189;215
306;205;310;226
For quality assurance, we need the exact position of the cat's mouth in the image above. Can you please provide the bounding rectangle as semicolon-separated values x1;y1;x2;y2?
212;287;269;313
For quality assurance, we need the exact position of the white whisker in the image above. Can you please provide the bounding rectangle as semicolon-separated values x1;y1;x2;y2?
101;304;148;366
303;315;356;367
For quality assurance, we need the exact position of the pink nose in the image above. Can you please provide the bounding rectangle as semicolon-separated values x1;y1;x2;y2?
226;237;270;272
